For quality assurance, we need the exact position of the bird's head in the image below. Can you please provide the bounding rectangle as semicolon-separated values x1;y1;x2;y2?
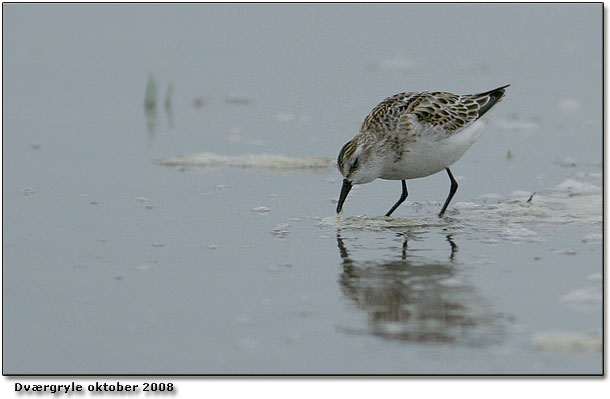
336;137;383;214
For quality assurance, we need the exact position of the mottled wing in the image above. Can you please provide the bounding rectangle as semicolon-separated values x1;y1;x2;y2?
403;86;509;138
403;92;477;135
359;92;419;135
361;85;509;139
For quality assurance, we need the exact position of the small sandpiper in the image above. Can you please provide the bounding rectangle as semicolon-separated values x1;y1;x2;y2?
336;85;509;217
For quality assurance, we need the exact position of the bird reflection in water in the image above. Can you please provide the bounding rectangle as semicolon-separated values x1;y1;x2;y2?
337;232;502;345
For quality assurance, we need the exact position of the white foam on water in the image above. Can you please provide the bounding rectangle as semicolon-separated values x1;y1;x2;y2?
319;215;446;232
478;193;502;201
530;332;601;353
453;201;481;210
319;172;601;246
159;152;332;172
553;178;601;195
497;227;543;243
467;175;601;227
561;288;601;308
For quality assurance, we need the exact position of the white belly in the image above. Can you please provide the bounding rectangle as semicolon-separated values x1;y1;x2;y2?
380;119;486;180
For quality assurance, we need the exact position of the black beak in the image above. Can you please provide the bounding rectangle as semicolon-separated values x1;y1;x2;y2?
336;179;352;214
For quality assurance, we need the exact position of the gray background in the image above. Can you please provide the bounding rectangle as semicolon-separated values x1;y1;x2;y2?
3;4;602;374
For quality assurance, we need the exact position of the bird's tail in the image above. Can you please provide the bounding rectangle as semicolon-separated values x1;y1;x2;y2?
470;84;510;118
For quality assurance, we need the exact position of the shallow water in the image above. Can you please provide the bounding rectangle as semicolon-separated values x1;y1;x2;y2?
2;4;602;374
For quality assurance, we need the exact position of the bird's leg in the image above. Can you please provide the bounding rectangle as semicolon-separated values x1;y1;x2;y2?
385;180;408;217
439;168;458;216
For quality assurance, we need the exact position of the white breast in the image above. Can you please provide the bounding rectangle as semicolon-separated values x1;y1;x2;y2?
380;119;487;180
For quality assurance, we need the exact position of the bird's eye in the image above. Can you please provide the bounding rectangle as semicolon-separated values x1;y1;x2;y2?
351;158;359;171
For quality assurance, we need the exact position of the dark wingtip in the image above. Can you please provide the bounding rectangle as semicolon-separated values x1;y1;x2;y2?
480;84;510;97
475;84;510;118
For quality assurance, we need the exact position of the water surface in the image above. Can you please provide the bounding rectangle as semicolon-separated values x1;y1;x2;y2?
2;4;602;374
